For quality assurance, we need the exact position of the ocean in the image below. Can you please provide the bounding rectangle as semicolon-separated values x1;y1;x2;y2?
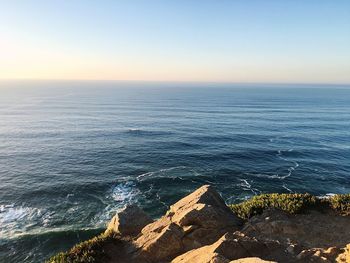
0;81;350;262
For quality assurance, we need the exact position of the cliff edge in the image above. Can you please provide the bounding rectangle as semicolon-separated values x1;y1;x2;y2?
48;185;350;263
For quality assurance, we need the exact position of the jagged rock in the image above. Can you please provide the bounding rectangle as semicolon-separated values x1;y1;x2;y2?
172;232;287;263
106;204;153;236
169;185;241;229
134;185;241;261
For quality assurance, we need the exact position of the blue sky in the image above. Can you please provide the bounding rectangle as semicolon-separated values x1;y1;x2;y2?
0;0;349;83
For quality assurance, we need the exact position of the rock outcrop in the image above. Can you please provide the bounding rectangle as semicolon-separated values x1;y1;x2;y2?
134;185;242;261
50;185;350;263
103;185;350;263
107;204;153;237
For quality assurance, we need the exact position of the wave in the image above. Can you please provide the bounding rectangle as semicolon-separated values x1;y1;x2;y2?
0;227;103;263
127;128;143;132
136;171;155;180
275;149;299;179
136;166;188;181
0;205;44;239
135;166;215;185
1;227;103;242
282;184;293;193
247;172;291;180
0;205;34;224
1;182;143;238
237;179;260;195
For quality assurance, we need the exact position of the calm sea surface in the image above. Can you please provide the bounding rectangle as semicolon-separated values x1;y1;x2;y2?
0;81;350;262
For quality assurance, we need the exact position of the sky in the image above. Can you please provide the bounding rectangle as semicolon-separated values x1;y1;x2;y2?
0;0;349;84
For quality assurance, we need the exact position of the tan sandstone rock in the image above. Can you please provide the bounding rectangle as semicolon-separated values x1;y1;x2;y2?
134;223;185;261
297;246;346;262
106;204;153;237
172;232;286;263
336;244;350;263
134;185;241;262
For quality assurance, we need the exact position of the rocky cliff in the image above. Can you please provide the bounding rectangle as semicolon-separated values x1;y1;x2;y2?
49;185;350;263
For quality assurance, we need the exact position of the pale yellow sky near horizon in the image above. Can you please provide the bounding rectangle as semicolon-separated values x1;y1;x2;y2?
1;35;349;84
1;41;349;84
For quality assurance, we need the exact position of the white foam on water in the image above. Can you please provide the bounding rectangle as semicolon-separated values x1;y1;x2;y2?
226;194;253;204
111;181;141;203
247;172;292;180
0;205;30;223
249;173;282;179
136;171;154;180
93;181;142;227
136;166;188;181
159;166;187;173
155;191;168;209
238;179;260;195
127;128;143;132
275;150;299;179
317;193;336;199
282;184;293;193
0;204;45;238
66;193;74;198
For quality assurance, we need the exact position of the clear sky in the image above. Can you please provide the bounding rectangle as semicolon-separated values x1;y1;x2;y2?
0;0;349;83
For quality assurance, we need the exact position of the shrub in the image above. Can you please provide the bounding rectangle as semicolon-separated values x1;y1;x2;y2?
329;194;350;215
47;231;121;263
229;193;350;220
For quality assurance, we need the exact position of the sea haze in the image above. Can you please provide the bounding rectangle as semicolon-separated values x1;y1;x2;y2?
0;81;350;262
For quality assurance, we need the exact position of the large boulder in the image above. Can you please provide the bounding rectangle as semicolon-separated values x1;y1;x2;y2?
106;204;153;237
134;185;241;261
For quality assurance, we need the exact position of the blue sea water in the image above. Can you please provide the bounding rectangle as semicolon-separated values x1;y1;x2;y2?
0;81;350;262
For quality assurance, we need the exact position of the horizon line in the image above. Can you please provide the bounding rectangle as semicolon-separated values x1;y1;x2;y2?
0;78;350;87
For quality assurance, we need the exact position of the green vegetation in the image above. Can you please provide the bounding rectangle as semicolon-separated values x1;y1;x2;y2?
229;193;350;220
47;231;122;263
329;194;350;215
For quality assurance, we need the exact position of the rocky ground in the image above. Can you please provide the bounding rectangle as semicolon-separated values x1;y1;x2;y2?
50;185;350;263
